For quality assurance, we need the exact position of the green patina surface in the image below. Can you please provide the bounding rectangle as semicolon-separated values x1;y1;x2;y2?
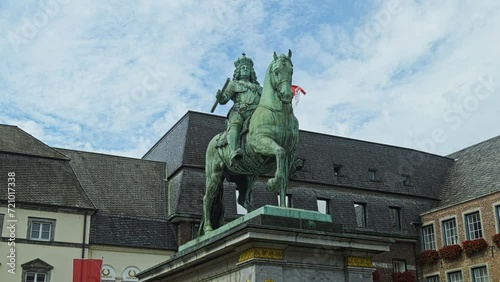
180;205;331;252
200;51;303;236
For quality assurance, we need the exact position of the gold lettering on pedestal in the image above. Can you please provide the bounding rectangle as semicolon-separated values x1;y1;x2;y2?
346;256;373;267
239;247;284;262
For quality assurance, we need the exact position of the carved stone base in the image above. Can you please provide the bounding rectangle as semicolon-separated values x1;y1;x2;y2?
137;206;392;282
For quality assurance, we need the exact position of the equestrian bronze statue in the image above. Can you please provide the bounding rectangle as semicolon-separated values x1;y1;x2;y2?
200;50;301;235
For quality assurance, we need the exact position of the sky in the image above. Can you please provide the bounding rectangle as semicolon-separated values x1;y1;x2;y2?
1;0;499;158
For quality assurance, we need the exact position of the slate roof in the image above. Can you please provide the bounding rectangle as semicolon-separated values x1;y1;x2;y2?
144;111;455;238
0;125;94;209
56;148;177;250
90;213;175;250
0;124;68;160
144;111;453;199
438;134;500;208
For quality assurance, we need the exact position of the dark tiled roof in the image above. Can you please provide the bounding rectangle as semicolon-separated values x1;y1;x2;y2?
57;149;167;219
56;149;176;250
0;123;93;209
145;111;455;238
142;114;192;177
438;135;500;207
0;152;95;209
90;213;176;250
0;124;68;160
146;111;453;199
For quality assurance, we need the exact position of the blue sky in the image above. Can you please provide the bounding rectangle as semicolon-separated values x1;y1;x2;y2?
1;0;499;158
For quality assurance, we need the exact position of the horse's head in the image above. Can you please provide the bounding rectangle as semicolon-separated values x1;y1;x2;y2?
270;50;293;104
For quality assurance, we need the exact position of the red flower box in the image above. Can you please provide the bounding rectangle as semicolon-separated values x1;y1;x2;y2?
438;244;463;260
462;238;488;256
417;250;440;265
493;233;500;248
392;271;415;282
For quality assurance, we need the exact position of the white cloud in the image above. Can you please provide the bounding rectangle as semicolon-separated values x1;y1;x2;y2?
1;0;499;158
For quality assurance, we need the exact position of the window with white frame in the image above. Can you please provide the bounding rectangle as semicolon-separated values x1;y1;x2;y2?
442;218;458;246
354;203;367;227
447;271;463;282
317;199;329;214
426;275;439;282
465;211;483;240
22;259;52;282
28;218;55;241
392;260;406;272
422;224;436;250
471;266;489;282
25;272;47;282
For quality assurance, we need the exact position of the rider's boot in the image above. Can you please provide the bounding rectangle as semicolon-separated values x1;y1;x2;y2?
228;127;243;164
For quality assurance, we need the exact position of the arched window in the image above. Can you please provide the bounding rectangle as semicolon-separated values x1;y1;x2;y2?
101;265;116;281
122;266;140;282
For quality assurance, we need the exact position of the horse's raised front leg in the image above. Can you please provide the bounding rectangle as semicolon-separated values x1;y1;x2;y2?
248;137;286;196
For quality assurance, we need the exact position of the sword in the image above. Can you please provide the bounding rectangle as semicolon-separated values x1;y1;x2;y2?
211;78;231;113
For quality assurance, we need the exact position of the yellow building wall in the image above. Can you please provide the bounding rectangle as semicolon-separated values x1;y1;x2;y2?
89;245;174;281
0;207;91;282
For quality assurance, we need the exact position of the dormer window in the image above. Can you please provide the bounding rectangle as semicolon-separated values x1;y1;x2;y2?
368;169;377;181
333;164;342;176
402;174;411;186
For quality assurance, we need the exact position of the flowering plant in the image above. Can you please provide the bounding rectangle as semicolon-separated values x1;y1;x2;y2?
417;250;439;265
492;233;500;248
462;238;488;256
438;244;463;260
372;269;381;282
392;271;415;282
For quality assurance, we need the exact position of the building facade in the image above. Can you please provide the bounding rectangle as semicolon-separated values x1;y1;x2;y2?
2;111;499;281
0;125;176;282
418;135;500;282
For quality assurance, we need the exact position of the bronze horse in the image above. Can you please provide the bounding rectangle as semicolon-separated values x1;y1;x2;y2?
200;50;300;235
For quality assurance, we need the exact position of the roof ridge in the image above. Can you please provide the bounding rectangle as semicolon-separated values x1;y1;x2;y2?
97;213;166;222
142;111;192;158
446;134;500;157
56;147;166;164
182;111;454;160
1;125;70;160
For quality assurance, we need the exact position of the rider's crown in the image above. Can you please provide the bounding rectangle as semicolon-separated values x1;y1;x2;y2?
234;53;254;68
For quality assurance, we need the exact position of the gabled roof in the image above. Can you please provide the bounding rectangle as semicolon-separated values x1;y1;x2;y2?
57;149;168;219
0;126;94;209
21;258;54;271
438;134;500;207
0;124;68;160
0;152;96;209
56;148;176;250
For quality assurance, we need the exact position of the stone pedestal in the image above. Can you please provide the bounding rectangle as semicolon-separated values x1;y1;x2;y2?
137;206;392;282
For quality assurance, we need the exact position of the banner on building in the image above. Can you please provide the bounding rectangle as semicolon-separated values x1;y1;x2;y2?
73;259;102;282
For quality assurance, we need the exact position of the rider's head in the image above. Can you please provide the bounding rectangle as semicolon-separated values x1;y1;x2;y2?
233;53;259;84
